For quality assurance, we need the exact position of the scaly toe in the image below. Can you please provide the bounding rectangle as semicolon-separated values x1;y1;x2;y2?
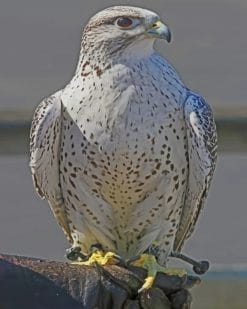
138;276;155;293
72;250;123;266
103;252;125;266
74;250;105;266
128;254;187;292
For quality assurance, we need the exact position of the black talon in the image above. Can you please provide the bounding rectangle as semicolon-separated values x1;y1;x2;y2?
170;252;210;275
113;254;126;267
126;254;141;267
90;243;104;253
144;243;159;258
66;246;86;261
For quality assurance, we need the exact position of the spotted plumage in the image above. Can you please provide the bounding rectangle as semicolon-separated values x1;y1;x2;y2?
30;6;217;265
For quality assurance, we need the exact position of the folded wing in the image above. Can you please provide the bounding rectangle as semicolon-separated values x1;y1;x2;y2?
174;91;217;251
30;93;72;243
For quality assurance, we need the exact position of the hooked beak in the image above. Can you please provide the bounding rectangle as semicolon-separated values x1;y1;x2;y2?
146;20;171;43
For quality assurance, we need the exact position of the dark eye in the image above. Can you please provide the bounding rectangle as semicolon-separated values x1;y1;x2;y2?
116;17;133;28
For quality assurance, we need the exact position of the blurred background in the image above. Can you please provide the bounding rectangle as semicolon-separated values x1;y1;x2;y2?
0;0;246;307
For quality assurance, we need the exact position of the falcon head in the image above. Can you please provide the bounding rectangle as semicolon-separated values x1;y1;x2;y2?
82;6;171;58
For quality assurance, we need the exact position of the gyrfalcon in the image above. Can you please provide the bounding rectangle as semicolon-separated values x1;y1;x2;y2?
30;6;217;290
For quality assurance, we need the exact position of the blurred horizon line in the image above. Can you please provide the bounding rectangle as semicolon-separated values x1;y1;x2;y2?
0;109;246;126
0;115;246;129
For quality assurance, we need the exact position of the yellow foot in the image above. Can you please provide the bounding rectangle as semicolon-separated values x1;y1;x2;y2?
129;254;187;292
72;250;122;266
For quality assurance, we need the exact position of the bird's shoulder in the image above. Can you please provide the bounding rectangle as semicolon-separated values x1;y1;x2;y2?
183;90;217;163
30;91;62;152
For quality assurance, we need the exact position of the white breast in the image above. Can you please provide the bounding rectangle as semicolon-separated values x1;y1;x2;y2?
59;54;188;259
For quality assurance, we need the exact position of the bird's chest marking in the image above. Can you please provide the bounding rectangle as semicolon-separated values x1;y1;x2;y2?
60;60;187;223
61;113;187;212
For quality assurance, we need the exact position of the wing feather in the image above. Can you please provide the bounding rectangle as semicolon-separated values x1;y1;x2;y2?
30;93;73;243
174;91;217;252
